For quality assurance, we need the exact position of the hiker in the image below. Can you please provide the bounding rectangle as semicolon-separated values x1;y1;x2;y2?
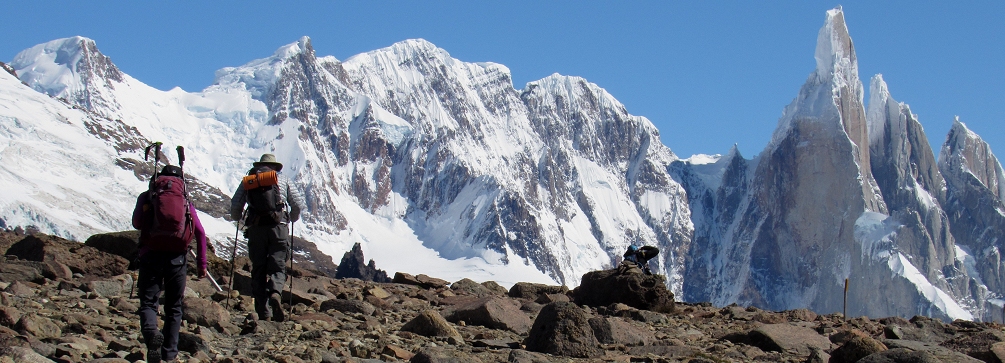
132;164;207;363
620;245;659;275
230;153;305;322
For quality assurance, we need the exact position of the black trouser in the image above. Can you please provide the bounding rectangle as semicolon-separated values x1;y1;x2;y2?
137;251;186;361
246;223;289;319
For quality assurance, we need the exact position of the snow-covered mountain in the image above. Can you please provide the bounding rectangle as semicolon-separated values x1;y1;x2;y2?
671;7;1004;321
4;7;1004;321
5;35;692;289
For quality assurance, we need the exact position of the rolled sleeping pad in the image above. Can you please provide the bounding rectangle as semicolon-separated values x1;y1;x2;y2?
242;170;279;190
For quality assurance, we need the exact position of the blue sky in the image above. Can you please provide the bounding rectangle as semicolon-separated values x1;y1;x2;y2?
2;2;1002;159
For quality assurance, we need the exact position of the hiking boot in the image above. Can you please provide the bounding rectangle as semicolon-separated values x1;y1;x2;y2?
146;331;164;363
268;292;285;322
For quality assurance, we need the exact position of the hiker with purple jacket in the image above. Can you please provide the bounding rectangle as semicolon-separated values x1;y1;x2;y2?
132;164;207;363
230;154;305;322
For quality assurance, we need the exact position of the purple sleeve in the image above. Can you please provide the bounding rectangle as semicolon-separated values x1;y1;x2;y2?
132;192;149;230
189;204;208;272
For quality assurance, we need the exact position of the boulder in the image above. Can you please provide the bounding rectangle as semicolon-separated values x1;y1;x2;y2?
393;272;448;289
524;301;602;358
400;310;462;341
508;282;568;301
410;347;483;363
939;330;1005;362
588;317;654;346
883;316;956;344
82;274;132;297
507;349;556;363
319;299;376;316
0;307;19;328
442;297;532;334
991;342;1005;363
183;297;238;334
884;339;982;363
6;235;128;278
14;313;61;340
83;231;140;261
858;348;942;363
0;346;54;363
4;281;35;297
831;336;888;363
572;269;674;312
480;281;508;295
450;278;493;296
747;323;832;357
0;262;45;284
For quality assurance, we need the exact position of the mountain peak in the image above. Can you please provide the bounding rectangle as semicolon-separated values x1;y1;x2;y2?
273;36;314;60
941;117;1005;199
10;35;124;114
814;6;857;80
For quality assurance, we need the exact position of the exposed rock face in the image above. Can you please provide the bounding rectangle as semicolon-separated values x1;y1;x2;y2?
0;62;15;78
866;75;963;311
334;242;389;282
670;6;990;321
939;119;1005;318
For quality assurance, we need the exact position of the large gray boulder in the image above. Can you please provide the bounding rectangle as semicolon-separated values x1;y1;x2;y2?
748;323;832;357
883;340;982;363
831;336;888;363
442;297;532;334
508;282;568;301
400;310;462;341
524;301;602;358
588;317;654;346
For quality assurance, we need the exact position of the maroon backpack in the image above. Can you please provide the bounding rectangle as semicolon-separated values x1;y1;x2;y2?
144;175;194;252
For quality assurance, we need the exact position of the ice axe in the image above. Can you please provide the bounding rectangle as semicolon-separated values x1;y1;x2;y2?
190;249;222;292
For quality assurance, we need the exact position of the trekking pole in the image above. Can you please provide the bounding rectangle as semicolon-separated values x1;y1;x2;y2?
227;212;244;310
190;249;223;292
287;219;295;316
128;271;137;299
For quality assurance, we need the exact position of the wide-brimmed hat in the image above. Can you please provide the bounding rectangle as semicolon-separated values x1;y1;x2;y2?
253;154;283;171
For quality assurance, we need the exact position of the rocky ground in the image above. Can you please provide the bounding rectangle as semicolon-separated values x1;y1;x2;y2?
1;229;1005;363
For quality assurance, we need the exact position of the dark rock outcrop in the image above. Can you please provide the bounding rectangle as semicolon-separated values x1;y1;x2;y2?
334;242;389;282
6;234;128;277
572;268;674;312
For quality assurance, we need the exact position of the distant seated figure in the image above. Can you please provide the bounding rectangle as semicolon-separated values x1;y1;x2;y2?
620;245;659;275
